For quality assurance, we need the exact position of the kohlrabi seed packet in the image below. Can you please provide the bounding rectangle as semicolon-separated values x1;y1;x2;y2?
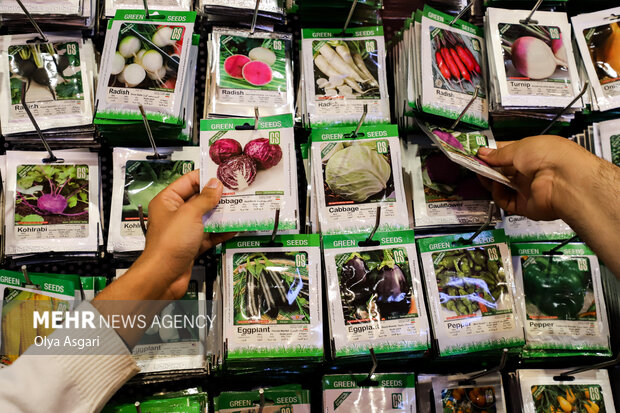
417;230;524;356
310;124;409;234
201;114;299;233
323;230;430;358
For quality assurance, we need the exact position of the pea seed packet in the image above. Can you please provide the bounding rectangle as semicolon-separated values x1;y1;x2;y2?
105;0;193;18
594;117;620;167
108;147;199;254
420;6;489;128
322;230;430;358
499;211;575;242
432;372;507;413
572;8;620;112
323;373;416;412
310;124;409;234
200;114;299;233
222;235;323;364
301;26;390;128
0;33;95;136
215;387;310;413
518;369;616;413
512;243;611;357
417;230;524;356
4;150;101;256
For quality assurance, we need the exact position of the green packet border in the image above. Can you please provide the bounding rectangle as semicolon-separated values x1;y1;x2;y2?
422;4;484;36
112;9;197;23
322;230;416;249
200;114;294;131
0;269;78;297
417;229;507;253
302;26;384;39
310;124;398;142
215;389;310;409
322;373;416;389
511;242;594;256
224;234;321;250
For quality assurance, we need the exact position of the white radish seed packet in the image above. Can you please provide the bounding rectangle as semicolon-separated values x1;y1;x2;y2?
105;0;193;17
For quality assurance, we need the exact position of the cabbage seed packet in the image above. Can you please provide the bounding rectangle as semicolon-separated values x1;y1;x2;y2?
222;235;322;362
432;372;507;413
322;373;416;412
215;387;310;413
512;243;611;357
417;230;524;356
201;114;299;233
595;117;620;167
310;124;408;234
420;6;489;128
323;230;430;358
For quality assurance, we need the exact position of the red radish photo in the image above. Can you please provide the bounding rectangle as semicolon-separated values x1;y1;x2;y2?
242;61;273;86
224;54;251;79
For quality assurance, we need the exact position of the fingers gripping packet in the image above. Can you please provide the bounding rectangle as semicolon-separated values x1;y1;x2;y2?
222;235;323;362
322;373;416;412
301;26;391;127
4;150;101;255
432;372;508;413
95;10;196;125
512;243;611;356
417;230;524;356
108;147;199;253
310;124;409;234
201;114;299;233
215;388;310;413
322;230;431;358
420;6;489;128
518;369;616;413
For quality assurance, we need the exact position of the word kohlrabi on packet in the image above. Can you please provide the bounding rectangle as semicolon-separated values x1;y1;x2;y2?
417;229;524;356
201;114;299;233
512;243;611;357
108;147;199;253
310;124;409;234
323;230;430;358
4;150;101;256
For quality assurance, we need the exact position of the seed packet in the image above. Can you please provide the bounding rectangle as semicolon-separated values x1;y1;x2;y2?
207;28;294;118
432;372;508;413
0;33;95;136
417;230;524;356
512;243;611;357
95;10;196;126
215;387;310;412
0;0;81;15
0;269;79;365
485;8;582;109
573;8;620;112
80;276;107;301
200;0;283;14
105;0;193;17
323;230;430;358
323;373;416;412
201;114;299;233
222;235;322;363
518;369;616;413
301;26;390;127
103;390;208;413
4;150;101;256
310;124;409;234
108;147;199;254
499;211;575;242
412;148;499;228
595;117;620;167
420;6;489;127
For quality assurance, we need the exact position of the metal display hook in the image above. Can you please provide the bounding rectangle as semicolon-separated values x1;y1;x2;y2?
350;104;368;138
257;388;265;413
357;348;379;386
137;205;148;236
138;105;167;160
540;82;589;135
142;0;150;20
554;353;620;381
14;0;47;43
359;206;381;247
342;0;359;36
451;85;480;130
20;83;63;163
459;348;509;385
454;201;495;245
250;0;261;35
21;265;40;289
519;0;544;26
265;209;282;247
542;234;579;256
135;401;142;413
254;106;260;130
450;1;473;26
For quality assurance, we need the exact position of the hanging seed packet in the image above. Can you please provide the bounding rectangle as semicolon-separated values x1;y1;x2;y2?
0;33;95;136
201;114;299;233
103;390;208;413
208;28;293;117
432;372;508;413
417;230;524;356
512;243;611;357
518;369;616;413
201;0;283;14
420;6;489;127
486;8;582;109
222;235;322;362
301;26;390;127
96;10;196;125
0;0;81;15
310;124;409;234
80;276;107;301
105;0;193;17
214;387;311;413
323;230;430;358
595;117;620;167
573;8;620;112
499;212;575;242
323;373;416;412
4;150;101;256
108;147;199;253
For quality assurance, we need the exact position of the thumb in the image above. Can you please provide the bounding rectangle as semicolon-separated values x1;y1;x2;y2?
187;177;223;215
478;144;517;167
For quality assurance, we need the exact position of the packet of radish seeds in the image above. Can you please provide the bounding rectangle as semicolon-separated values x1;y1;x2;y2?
323;230;430;358
310;124;409;234
420;6;489;128
0;33;95;136
200;114;299;233
512;243;611;357
108;147;199;254
222;235;323;364
301;26;390;127
208;28;294;118
432;372;508;413
95;10;195;125
4;150;101;256
572;8;620;112
485;8;582;109
518;369;616;413
417;230;524;356
105;0;193;17
595;117;620;167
